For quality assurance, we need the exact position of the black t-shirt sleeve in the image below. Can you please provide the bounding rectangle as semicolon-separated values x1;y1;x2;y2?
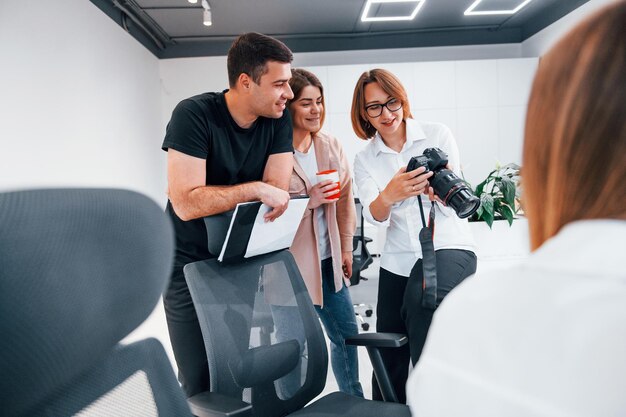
162;99;209;159
270;109;294;155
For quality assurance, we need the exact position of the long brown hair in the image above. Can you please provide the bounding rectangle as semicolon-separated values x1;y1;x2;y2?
350;69;413;140
523;1;626;250
288;68;326;133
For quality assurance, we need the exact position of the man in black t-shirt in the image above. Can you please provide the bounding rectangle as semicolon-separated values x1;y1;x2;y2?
161;32;294;397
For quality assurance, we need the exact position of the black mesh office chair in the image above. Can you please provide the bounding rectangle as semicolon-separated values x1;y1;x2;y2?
0;189;196;417
184;250;409;416
350;198;374;286
350;198;374;330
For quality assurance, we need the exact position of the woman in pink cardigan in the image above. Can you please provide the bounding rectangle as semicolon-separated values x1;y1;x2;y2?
285;68;363;397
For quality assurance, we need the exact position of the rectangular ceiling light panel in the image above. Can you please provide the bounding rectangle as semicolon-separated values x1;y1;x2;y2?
464;0;534;16
361;0;426;22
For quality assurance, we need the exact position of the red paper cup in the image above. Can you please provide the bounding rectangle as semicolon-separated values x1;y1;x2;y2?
316;169;340;199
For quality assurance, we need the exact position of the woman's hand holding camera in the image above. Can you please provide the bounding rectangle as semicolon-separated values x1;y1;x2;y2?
380;166;433;206
426;163;452;205
308;180;340;209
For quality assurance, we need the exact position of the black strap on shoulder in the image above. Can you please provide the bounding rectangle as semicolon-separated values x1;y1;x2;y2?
417;197;437;310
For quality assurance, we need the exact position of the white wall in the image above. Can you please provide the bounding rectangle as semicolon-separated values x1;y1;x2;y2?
160;56;228;133
293;43;522;67
522;0;617;57
0;0;164;204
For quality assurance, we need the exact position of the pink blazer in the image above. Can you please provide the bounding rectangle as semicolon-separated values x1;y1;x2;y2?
289;131;356;306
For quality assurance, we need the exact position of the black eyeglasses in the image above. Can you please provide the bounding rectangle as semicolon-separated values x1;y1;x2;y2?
365;98;402;118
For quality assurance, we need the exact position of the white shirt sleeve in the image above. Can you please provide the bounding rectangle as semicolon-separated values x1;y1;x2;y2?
440;125;462;177
354;152;391;227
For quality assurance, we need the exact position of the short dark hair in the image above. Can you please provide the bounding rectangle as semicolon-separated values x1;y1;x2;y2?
227;32;293;87
288;68;326;132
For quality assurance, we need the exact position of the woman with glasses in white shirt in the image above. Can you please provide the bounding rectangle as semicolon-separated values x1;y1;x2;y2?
350;68;476;403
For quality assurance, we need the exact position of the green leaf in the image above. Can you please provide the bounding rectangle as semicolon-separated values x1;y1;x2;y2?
474;169;497;196
500;204;515;226
474;180;487;197
473;203;484;220
480;194;495;228
484;209;495;228
500;177;516;208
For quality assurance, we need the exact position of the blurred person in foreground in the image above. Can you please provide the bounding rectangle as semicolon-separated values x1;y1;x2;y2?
407;2;626;416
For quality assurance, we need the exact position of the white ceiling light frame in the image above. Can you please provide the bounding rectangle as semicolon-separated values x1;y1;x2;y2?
361;0;426;22
464;0;534;16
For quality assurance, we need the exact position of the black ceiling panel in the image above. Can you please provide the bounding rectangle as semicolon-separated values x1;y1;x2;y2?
90;0;591;59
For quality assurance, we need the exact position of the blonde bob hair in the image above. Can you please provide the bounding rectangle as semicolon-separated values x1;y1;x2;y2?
350;69;412;140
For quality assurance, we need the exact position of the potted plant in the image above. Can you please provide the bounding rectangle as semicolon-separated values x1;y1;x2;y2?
469;162;522;228
466;163;529;266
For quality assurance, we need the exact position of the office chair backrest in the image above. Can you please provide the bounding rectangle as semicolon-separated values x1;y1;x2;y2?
0;188;190;417
350;198;373;286
184;250;328;416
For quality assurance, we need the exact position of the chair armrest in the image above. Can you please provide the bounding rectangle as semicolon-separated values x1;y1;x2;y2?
187;391;252;417
345;332;407;348
229;340;299;388
345;333;408;403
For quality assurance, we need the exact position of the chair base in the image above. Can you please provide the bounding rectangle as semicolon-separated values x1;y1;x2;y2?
354;303;374;331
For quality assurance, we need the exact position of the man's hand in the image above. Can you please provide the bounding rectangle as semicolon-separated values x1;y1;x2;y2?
307;180;339;209
259;183;290;221
261;152;293;221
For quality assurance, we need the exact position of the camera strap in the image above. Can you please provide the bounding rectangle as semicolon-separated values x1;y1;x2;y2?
417;196;438;310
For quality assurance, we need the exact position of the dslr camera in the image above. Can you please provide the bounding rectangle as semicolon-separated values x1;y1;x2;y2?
407;147;480;219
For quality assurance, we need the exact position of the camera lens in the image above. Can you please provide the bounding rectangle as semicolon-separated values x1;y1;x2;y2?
428;169;480;219
446;187;480;219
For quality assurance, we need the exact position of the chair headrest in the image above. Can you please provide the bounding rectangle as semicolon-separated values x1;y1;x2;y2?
0;188;174;416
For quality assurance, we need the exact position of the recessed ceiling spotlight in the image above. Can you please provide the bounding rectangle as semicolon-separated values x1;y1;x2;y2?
361;0;425;22
464;0;534;16
187;0;198;4
202;0;212;26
